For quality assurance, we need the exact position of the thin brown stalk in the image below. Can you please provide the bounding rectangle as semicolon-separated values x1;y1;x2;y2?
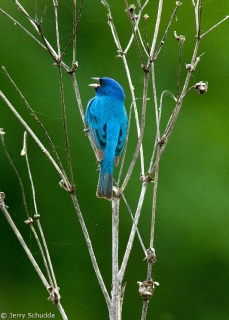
124;0;149;54
121;192;147;257
2;66;67;178
0;8;46;50
0;131;29;219
148;0;164;68
0;194;49;289
111;196;121;320
70;193;111;309
101;1;145;176
153;1;182;61
52;0;61;57
118;181;148;282
0;196;68;320
121;71;149;191
200;15;229;39
177;40;184;98
123;0;145;67
57;66;74;188
62;0;84;61
22;132;58;289
0;91;71;192
13;0;69;70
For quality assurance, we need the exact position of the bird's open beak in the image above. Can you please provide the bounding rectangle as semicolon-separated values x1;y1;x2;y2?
89;77;100;88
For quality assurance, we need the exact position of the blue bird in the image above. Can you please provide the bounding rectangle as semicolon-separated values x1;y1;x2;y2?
85;77;128;200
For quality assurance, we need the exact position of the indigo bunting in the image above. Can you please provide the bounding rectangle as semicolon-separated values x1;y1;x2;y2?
85;77;128;200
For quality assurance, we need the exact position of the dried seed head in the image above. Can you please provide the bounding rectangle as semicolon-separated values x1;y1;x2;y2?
194;81;208;94
0;128;5;135
174;31;186;43
0;192;6;203
176;1;182;6
144;248;156;262
128;4;136;12
137;279;159;300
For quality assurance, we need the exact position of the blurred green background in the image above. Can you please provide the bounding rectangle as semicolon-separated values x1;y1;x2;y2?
0;1;229;319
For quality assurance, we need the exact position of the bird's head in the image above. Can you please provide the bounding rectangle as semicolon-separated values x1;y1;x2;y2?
89;77;125;102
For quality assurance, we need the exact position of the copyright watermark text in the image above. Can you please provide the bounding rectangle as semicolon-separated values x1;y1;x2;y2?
1;313;55;319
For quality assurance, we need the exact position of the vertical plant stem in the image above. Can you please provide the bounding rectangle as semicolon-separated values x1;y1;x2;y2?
52;0;61;57
72;0;77;63
0;132;30;219
141;300;149;320
151;63;160;139
150;149;160;252
119;182;148;282
121;193;147;257
122;55;145;176
123;0;145;67
153;1;182;60
177;41;183;98
70;193;111;309
0;195;49;289
121;71;149;191
102;1;145;176
22;132;57;288
111;196;121;320
57;66;74;188
71;73;85;126
149;0;164;63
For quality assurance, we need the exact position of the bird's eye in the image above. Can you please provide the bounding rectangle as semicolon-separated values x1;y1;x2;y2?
101;81;106;86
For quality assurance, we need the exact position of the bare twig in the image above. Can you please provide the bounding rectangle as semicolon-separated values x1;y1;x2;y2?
151;63;160;141
0;92;71;192
149;150;160;250
117;98;133;186
147;0;164;68
22;132;58;289
121;192;147;257
124;0;149;54
62;0;84;61
102;1;145;176
0;193;49;288
72;0;77;63
70;193;111;309
153;1;182;61
0;193;62;296
70;73;85;125
118;181;148;282
13;0;69;70
0;129;30;218
174;32;185;98
122;56;145;177
2;66;67;178
52;0;61;57
149;2;204;172
111;196;121;320
0;8;47;50
123;1;145;67
121;71;149;191
0;193;69;320
57;66;75;188
40;0;49;25
200;15;229;39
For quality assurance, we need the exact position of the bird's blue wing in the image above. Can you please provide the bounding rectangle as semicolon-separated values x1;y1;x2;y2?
115;108;128;156
85;97;107;161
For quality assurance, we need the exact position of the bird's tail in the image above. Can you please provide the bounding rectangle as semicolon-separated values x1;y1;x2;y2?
96;159;113;200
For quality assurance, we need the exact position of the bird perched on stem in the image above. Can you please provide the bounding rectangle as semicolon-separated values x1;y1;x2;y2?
85;77;128;200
